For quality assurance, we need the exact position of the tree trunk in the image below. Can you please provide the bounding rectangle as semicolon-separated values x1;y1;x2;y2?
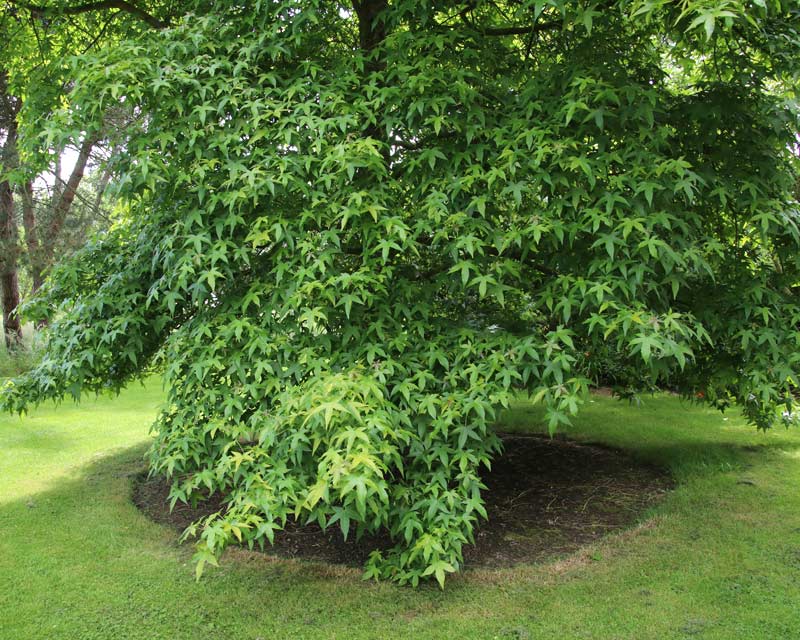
353;0;388;55
53;148;63;201
40;135;95;269
0;113;22;350
20;180;44;294
0;171;22;350
93;164;112;216
352;0;389;161
0;267;21;350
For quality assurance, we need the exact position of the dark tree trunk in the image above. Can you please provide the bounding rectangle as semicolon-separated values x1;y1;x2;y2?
353;0;388;54
0;269;21;350
0;172;22;350
352;0;389;162
0;97;22;350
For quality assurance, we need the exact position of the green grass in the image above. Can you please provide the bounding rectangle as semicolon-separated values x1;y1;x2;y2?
1;384;799;639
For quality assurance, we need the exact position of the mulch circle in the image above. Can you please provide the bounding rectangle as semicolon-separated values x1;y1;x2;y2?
132;433;673;568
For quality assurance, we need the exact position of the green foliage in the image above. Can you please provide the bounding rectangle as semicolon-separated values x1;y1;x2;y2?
3;0;800;585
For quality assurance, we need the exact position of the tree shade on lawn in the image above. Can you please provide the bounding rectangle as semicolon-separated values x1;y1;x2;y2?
2;1;799;585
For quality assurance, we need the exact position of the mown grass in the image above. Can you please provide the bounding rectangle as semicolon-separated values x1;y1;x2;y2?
1;383;799;639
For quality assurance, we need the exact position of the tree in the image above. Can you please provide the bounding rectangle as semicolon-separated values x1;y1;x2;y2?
0;1;174;345
0;5;94;345
0;69;23;348
2;0;799;586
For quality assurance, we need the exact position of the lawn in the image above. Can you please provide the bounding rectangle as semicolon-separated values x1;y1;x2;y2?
1;382;799;639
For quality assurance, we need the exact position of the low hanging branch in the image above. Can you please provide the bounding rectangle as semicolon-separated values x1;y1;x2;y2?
476;21;562;36
11;1;169;29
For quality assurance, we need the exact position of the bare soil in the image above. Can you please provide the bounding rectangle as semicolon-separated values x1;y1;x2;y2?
132;433;673;568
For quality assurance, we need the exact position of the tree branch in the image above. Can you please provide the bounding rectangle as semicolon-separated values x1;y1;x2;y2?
13;1;168;29
43;134;95;261
477;21;561;37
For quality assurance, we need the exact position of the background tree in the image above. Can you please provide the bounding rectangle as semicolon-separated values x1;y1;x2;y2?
0;69;23;348
20;143;119;297
2;0;799;586
0;1;173;345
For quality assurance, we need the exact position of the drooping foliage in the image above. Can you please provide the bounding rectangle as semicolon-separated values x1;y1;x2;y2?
2;0;800;585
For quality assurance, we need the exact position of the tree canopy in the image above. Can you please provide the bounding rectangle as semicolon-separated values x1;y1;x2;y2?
2;0;799;585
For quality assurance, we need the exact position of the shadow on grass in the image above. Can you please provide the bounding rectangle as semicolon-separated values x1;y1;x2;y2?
5;423;798;590
555;433;800;482
1;443;409;640
495;398;800;480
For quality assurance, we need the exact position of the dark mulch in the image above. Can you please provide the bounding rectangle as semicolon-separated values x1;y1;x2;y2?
132;434;673;568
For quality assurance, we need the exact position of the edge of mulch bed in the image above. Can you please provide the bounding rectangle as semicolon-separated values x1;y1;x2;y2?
132;433;674;569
